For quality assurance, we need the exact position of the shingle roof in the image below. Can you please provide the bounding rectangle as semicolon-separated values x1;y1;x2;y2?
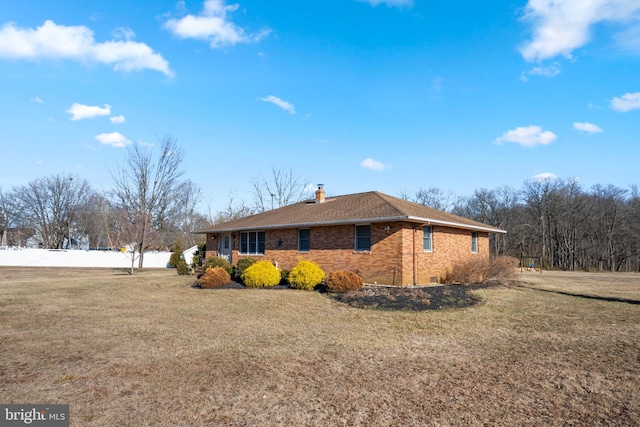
195;191;506;234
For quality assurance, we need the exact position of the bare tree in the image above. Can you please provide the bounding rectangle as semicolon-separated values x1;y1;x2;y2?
251;167;310;212
0;187;19;246
110;136;200;268
15;174;93;249
209;190;255;225
400;187;456;212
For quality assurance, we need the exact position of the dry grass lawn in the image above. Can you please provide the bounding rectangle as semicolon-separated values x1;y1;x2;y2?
1;267;639;426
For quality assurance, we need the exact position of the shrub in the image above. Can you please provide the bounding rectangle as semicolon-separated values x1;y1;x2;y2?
199;267;231;288
242;260;281;288
169;239;184;268
440;255;517;285
279;269;290;286
233;257;257;281
176;260;191;276
203;256;233;275
288;260;325;290
325;270;364;293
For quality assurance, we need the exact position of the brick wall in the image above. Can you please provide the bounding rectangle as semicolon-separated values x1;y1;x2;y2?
204;222;490;286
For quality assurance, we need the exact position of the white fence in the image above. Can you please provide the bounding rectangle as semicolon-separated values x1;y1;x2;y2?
0;248;172;268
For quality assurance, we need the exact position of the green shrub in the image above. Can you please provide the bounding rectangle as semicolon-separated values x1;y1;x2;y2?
176;259;191;275
288;260;325;290
242;260;281;288
203;256;233;275
279;269;290;286
169;239;184;268
440;255;517;285
199;267;231;288
233;257;257;281
325;270;364;293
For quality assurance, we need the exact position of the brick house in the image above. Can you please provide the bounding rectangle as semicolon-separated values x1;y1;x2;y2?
195;186;505;286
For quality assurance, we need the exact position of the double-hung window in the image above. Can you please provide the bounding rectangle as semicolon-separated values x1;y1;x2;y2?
298;229;310;252
355;225;371;252
423;226;433;252
471;231;478;253
240;231;265;255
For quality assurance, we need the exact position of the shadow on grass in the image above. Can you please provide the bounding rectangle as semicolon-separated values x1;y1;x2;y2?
521;286;640;305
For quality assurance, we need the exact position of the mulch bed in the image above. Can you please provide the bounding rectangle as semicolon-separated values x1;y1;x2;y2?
194;279;499;311
328;283;497;311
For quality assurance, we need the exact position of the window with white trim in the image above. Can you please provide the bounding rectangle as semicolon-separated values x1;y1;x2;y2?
298;228;310;252
355;225;371;252
471;231;478;253
423;226;432;252
240;231;265;255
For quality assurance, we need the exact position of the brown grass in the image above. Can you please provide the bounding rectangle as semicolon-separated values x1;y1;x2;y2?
1;267;639;426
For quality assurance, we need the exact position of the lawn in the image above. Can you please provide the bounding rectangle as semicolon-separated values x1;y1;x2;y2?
1;267;639;426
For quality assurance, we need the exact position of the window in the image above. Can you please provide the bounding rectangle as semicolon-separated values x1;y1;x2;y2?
423;226;432;252
298;228;310;252
355;225;371;251
240;231;265;255
471;231;478;253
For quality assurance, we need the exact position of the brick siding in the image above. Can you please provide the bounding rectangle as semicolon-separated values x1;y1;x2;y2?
205;222;490;286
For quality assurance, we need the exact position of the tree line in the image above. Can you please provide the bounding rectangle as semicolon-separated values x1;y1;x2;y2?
0;137;207;270
3;137;638;273
402;180;640;272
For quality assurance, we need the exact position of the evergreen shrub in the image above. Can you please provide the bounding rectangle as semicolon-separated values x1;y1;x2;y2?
176;260;191;275
199;267;231;288
233;257;257;281
325;270;364;293
242;260;281;288
169;239;184;268
203;256;233;275
288;260;325;290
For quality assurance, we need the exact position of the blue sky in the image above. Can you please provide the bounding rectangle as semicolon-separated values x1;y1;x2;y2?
1;0;639;214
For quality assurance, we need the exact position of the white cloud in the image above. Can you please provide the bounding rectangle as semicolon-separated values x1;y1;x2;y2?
361;158;389;171
519;0;640;62
164;0;270;48
533;172;558;181
495;125;557;147
112;27;135;41
521;63;562;81
95;132;131;148
0;20;172;76
31;96;43;103
431;77;444;92
573;122;603;133
110;115;126;124
611;92;640;112
260;95;296;114
66;103;111;121
357;0;414;8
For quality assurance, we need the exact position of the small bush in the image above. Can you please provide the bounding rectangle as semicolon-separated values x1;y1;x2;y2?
233;257;257;281
440;255;517;285
288;260;325;290
169;239;184;268
242;260;281;288
325;270;364;293
279;269;290;286
203;256;233;275
176;260;191;276
199;267;231;288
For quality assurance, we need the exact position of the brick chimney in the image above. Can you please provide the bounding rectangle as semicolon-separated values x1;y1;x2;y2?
315;184;325;204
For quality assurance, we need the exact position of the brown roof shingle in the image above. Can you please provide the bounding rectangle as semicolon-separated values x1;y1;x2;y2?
195;191;506;234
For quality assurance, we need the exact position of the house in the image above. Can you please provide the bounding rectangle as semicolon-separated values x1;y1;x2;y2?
195;186;506;286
